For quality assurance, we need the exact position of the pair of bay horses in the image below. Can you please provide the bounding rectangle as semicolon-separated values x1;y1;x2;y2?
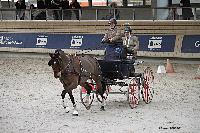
48;49;106;116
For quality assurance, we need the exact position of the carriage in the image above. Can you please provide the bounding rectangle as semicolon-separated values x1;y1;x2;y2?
80;43;154;109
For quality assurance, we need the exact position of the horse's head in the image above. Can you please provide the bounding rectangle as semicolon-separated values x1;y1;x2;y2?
48;49;80;79
48;52;62;78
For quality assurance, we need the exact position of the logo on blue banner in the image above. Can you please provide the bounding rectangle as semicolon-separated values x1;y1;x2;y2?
181;35;200;53
36;35;48;48
148;36;162;49
138;35;176;52
70;35;83;48
195;41;200;48
67;34;104;50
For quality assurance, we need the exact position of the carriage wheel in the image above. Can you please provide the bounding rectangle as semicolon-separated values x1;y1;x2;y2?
128;78;140;108
142;67;154;104
80;79;96;110
96;85;110;103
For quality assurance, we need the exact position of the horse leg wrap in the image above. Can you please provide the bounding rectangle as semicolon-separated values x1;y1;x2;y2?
100;106;105;111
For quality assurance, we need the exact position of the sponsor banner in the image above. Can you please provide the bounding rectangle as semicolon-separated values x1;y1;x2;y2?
0;33;178;52
138;35;176;52
181;35;200;53
0;33;105;50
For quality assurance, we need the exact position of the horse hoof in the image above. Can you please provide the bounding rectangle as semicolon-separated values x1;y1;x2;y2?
65;109;70;113
100;106;105;111
65;110;70;113
86;106;91;110
72;110;78;116
64;107;70;113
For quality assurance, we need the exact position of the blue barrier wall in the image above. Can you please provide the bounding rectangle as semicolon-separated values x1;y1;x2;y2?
0;33;177;52
181;35;200;53
1;33;200;57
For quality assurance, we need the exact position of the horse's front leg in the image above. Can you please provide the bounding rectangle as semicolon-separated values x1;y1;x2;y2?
68;90;78;116
61;90;70;113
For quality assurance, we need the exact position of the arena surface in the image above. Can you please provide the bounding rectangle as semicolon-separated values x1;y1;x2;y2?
0;52;200;133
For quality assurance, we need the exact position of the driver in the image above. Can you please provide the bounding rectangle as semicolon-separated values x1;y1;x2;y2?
122;26;139;58
101;18;122;44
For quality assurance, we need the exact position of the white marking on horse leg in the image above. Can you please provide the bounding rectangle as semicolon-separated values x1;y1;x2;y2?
65;107;70;113
77;85;82;90
72;104;78;116
102;98;106;106
62;99;70;113
72;110;78;116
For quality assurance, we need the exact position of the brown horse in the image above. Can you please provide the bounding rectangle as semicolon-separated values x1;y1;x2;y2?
48;49;106;115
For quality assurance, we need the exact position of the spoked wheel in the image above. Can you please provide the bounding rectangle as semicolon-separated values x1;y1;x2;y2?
96;85;110;103
142;67;154;104
128;78;140;108
80;79;96;110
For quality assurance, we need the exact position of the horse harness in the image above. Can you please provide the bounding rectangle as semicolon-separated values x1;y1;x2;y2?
58;55;100;84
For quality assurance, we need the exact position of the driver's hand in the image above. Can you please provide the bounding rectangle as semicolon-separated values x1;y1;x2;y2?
101;39;109;44
101;40;106;44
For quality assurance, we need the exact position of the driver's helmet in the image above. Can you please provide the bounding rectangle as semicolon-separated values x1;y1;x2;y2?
108;18;117;25
124;26;132;33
